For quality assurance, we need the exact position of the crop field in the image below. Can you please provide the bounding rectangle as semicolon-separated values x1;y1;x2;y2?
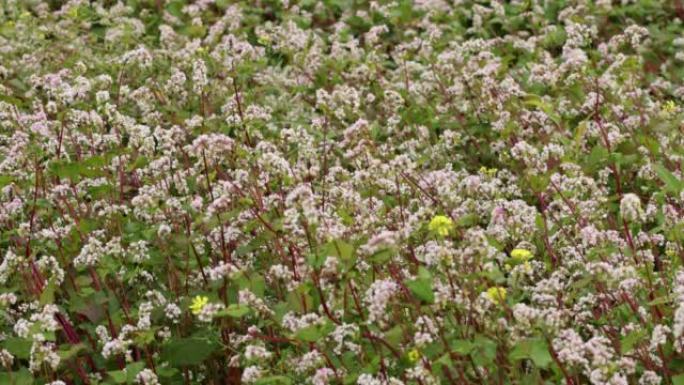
1;1;684;384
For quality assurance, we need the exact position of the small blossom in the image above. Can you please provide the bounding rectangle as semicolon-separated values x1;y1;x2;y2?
428;215;454;237
189;295;209;315
486;287;507;305
407;349;420;363
510;248;533;263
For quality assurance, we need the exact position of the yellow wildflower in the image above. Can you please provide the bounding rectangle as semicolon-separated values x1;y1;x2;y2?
190;295;209;315
479;166;498;177
510;248;533;264
486;287;507;305
407;349;421;363
429;215;454;237
663;100;677;115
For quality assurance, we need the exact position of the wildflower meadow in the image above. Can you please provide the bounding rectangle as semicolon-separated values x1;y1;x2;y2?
2;1;684;384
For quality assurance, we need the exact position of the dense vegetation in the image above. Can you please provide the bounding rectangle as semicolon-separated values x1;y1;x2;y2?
2;1;684;384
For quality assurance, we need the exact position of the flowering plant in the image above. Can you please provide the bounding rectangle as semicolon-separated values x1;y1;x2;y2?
1;1;684;385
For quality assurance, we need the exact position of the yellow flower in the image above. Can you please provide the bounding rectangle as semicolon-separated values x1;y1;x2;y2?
479;167;498;177
429;215;454;237
510;248;533;263
663;100;677;115
407;349;421;363
486;287;507;305
190;295;209;315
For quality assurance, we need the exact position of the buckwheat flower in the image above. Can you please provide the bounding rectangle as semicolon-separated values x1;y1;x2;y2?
157;223;171;237
241;365;263;384
0;293;16;306
244;344;273;361
164;303;182;323
189;295;209;315
357;374;382;385
102;337;132;360
136;368;160;385
639;371;661;385
485;287;507;305
191;59;208;94
673;304;684;351
650;325;670;350
294;350;323;373
312;367;336;385
14;319;32;338
197;303;224;323
553;329;588;367
620;193;642;222
29;335;60;373
239;289;274;316
95;90;109;104
73;236;105;268
428;215;454;236
330;323;360;355
364;279;398;323
0;349;13;367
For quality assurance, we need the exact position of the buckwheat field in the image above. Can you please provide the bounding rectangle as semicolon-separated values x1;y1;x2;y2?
2;1;684;384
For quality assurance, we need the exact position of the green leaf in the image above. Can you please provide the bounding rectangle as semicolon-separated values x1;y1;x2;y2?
294;322;334;342
0;367;33;385
673;373;684;385
161;338;220;366
215;304;251;318
456;214;479;227
655;164;684;195
369;248;393;263
39;280;56;305
321;239;355;262
406;277;434;304
508;338;552;368
57;343;86;361
471;336;497;366
620;329;646;354
3;337;32;359
647;295;672;306
450;339;475;355
108;370;127;384
0;175;13;188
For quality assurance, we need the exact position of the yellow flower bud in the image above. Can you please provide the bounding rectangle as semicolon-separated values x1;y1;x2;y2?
486;287;507;305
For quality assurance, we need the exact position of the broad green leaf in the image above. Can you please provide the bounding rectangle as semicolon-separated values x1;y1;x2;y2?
161;338;220;366
508;338;552;368
673;373;684;385
655;164;684;195
3;337;31;359
0;367;33;385
450;339;475;355
215;304;251;318
406;277;434;303
620;329;646;354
